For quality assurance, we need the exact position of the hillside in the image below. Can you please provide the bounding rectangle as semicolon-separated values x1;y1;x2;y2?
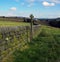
4;25;60;62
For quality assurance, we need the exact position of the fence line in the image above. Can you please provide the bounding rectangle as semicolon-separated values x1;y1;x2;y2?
0;25;40;62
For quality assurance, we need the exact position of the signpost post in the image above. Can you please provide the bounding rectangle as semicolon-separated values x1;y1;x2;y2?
30;14;34;42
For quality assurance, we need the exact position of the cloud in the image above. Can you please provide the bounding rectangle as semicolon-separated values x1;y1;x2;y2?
42;1;55;6
7;12;14;16
10;7;17;11
51;0;60;3
39;0;60;4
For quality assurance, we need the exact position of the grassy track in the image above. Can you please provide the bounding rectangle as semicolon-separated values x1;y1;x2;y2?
0;21;29;26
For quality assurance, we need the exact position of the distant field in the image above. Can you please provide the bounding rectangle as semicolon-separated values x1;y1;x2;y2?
0;21;29;26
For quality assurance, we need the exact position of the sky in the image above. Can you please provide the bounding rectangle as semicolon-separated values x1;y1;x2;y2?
0;0;60;18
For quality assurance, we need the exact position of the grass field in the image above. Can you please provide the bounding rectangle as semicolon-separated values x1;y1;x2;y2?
3;25;60;62
0;21;29;26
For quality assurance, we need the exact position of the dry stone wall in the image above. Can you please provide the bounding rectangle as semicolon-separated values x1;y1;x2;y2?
0;25;40;61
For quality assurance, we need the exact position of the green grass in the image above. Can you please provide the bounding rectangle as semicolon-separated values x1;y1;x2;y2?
0;21;29;26
1;25;60;62
12;25;60;62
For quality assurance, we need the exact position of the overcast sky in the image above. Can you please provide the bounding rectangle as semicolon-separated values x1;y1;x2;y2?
0;0;60;18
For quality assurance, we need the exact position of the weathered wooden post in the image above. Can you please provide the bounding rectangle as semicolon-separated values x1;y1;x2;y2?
30;14;34;42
